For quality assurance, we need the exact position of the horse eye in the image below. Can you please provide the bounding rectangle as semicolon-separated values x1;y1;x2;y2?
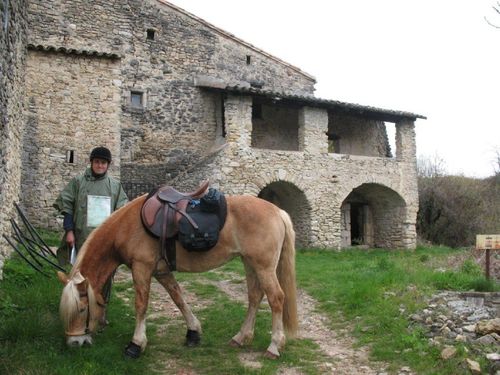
79;308;86;313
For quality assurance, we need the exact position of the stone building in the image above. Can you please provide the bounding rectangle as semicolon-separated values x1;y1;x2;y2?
0;0;28;277
0;0;424;276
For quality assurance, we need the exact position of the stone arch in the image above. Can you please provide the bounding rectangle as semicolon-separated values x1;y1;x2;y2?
258;181;311;248
340;183;407;249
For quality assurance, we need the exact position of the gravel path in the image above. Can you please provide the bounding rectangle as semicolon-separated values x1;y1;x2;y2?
115;268;388;374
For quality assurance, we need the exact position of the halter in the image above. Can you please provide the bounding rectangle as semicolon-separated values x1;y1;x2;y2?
65;283;106;337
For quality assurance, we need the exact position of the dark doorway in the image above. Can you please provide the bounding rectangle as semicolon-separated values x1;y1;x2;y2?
350;203;365;245
258;181;311;248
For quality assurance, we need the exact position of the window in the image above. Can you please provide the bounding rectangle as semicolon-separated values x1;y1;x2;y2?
246;55;251;65
146;29;155;40
130;91;143;108
66;150;75;163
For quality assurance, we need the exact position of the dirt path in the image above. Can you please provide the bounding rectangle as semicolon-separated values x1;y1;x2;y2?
115;268;388;374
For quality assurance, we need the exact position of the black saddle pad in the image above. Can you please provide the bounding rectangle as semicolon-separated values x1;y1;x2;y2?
178;191;227;252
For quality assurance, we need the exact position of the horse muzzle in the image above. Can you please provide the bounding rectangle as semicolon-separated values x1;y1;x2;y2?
66;334;93;347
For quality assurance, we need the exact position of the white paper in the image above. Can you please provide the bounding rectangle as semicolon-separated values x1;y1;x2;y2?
87;195;111;227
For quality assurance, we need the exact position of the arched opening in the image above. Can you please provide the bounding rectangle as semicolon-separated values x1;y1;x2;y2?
341;183;407;249
258;181;311;248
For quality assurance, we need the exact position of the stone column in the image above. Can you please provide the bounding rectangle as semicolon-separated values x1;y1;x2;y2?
298;106;328;154
224;94;252;152
395;118;418;249
395;119;416;162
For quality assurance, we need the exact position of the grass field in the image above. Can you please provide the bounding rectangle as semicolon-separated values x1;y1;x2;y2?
0;241;498;374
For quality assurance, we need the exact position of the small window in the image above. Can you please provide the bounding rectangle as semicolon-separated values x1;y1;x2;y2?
66;150;75;163
130;91;143;108
246;55;251;65
146;29;155;40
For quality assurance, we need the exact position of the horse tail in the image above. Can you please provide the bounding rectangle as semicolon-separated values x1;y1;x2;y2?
277;209;298;338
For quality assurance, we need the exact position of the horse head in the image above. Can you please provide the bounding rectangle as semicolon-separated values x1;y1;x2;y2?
57;270;105;347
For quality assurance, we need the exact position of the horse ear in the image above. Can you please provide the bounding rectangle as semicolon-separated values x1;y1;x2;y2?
57;271;69;285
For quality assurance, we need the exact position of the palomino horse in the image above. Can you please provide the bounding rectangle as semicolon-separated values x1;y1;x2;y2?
57;193;297;358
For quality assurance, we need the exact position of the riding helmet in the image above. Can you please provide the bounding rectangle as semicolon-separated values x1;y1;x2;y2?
90;146;112;162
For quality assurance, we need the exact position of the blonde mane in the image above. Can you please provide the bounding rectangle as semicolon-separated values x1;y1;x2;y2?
59;276;98;333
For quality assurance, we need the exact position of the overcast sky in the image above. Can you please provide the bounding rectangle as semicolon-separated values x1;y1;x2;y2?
170;0;500;178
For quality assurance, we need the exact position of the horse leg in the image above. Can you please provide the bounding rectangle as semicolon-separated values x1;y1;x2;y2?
230;263;264;347
257;271;286;359
154;270;202;347
124;263;153;359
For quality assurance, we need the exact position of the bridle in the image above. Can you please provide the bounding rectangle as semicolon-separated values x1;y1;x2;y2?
65;282;105;337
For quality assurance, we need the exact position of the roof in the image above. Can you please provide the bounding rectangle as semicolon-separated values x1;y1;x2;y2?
156;0;316;82
197;83;426;123
27;44;121;59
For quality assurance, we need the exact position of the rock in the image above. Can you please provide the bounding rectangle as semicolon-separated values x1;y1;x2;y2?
465;359;481;374
410;314;423;322
437;314;448;322
486;353;500;361
476;319;500;335
455;334;467;343
441;346;457;360
463;324;476;333
475;334;497;345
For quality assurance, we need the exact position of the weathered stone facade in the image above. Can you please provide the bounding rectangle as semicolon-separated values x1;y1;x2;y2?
0;0;424;275
23;50;122;226
0;0;28;278
168;94;419;249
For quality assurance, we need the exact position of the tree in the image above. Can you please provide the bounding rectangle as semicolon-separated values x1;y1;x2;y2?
485;1;500;28
417;153;447;178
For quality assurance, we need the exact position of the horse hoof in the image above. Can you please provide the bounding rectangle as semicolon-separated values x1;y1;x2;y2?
229;339;242;348
185;329;201;347
264;350;279;360
124;341;142;359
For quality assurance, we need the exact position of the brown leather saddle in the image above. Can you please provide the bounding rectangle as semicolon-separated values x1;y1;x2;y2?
141;180;210;271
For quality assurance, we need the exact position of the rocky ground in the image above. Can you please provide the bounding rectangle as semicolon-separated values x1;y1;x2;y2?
410;290;500;374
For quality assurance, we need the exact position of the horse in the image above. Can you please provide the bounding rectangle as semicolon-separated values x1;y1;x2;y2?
56;192;298;359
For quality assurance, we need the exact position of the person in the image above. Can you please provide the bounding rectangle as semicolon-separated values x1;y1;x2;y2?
53;146;128;313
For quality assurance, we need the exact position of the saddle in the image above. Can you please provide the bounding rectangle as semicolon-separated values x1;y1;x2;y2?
141;180;211;271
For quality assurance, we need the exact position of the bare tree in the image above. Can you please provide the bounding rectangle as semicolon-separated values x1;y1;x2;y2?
485;1;500;28
417;153;447;178
494;149;500;175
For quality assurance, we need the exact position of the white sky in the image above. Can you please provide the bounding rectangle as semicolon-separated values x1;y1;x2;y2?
169;0;500;178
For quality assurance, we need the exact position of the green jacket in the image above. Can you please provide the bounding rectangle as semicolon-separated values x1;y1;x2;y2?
53;167;129;250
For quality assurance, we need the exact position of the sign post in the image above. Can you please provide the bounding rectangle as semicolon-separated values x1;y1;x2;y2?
476;235;500;279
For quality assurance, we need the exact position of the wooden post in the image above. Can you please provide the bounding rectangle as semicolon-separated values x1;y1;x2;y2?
476;235;500;280
485;248;491;279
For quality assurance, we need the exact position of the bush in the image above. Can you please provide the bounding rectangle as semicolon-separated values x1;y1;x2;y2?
417;175;499;247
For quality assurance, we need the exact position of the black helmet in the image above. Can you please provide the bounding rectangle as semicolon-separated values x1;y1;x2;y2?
90;147;112;162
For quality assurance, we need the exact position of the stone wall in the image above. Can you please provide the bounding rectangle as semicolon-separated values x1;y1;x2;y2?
328;112;391;157
23;50;121;228
169;96;419;249
0;0;28;278
251;103;300;151
5;0;419;263
26;0;316;192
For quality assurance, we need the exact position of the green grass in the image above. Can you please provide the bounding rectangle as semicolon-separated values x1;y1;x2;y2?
295;246;499;374
1;239;498;374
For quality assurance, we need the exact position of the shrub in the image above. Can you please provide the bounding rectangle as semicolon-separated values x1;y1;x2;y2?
417;175;499;247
